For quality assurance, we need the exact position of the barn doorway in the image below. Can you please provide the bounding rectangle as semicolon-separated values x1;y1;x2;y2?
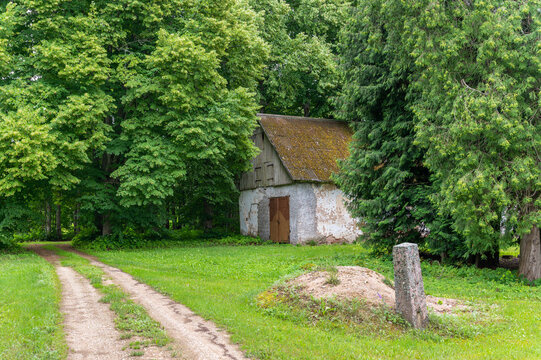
269;196;290;243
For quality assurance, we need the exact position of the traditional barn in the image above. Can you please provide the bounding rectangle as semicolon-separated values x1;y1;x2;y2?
239;114;362;244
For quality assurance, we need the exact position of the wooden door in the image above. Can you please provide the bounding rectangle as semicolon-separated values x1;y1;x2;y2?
269;196;290;243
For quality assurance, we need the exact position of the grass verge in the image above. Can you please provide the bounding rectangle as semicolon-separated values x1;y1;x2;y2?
86;243;541;360
0;249;66;360
44;245;170;355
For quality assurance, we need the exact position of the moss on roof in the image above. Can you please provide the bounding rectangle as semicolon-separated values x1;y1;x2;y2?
258;114;352;183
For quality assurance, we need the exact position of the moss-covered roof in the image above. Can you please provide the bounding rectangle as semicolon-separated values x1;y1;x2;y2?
258;114;352;183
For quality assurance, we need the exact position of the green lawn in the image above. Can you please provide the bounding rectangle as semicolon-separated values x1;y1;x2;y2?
0;250;66;360
86;243;541;360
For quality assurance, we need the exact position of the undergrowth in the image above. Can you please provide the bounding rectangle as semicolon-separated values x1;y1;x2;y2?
0;232;20;252
44;245;170;355
72;227;270;251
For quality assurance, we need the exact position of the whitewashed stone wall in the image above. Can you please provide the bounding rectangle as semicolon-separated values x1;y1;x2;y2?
313;184;362;243
239;183;362;244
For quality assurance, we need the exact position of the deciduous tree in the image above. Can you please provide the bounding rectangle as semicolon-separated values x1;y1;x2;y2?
0;0;267;236
250;0;347;117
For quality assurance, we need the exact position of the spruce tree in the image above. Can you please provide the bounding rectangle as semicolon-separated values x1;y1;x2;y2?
335;1;463;258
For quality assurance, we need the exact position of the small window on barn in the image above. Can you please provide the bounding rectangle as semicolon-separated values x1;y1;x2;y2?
266;163;274;185
255;166;262;184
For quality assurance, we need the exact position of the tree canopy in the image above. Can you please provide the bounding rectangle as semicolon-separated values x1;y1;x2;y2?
335;0;465;260
0;0;267;235
250;0;348;118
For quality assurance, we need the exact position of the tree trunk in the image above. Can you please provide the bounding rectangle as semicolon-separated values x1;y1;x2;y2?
165;203;170;229
519;225;541;282
102;214;112;236
474;246;499;269
45;201;51;235
94;212;103;234
171;206;178;230
203;199;213;230
303;102;310;117
73;204;80;235
56;205;62;240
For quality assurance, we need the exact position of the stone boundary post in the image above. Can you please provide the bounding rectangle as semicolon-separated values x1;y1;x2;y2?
392;243;428;329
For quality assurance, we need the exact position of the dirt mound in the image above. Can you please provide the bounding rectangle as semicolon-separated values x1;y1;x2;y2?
288;266;468;314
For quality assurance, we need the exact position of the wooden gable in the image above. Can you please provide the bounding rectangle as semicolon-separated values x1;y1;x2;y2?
239;126;293;191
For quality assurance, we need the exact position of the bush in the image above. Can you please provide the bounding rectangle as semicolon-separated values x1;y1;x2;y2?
212;235;271;246
12;229;43;243
74;228;155;251
71;226;99;248
72;224;271;251
12;229;63;242
168;227;204;241
0;232;19;251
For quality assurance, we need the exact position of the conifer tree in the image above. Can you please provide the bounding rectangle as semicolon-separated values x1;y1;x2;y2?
403;0;541;280
339;0;541;279
335;1;464;258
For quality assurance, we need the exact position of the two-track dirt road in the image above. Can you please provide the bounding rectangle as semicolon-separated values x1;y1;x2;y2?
30;244;248;360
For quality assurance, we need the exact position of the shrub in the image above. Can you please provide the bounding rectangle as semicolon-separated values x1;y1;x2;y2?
72;224;271;251
212;235;270;246
0;232;19;251
74;228;169;251
72;227;99;248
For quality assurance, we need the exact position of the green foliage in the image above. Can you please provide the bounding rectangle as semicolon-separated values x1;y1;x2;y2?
251;0;347;117
402;1;541;253
211;235;271;246
0;0;267;235
73;228;167;251
73;227;270;251
335;0;464;258
0;232;17;251
338;0;540;267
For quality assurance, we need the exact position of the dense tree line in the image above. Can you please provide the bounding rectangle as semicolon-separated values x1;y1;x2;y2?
0;0;344;240
0;0;266;237
0;0;539;280
337;0;540;281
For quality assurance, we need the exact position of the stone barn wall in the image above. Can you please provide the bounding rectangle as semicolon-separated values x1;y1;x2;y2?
313;184;362;243
239;183;362;244
239;183;317;244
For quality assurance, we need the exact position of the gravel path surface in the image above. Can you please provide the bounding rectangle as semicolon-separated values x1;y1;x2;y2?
54;243;249;360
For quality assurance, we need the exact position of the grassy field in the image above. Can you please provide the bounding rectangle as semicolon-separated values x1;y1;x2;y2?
87;243;541;360
0;249;66;360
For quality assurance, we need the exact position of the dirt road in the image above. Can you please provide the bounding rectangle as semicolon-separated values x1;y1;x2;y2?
31;244;248;360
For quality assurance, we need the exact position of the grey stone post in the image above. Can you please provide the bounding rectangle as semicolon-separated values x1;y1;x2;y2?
392;243;428;329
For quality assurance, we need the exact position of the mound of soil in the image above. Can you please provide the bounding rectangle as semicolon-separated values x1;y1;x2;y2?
288;266;469;314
